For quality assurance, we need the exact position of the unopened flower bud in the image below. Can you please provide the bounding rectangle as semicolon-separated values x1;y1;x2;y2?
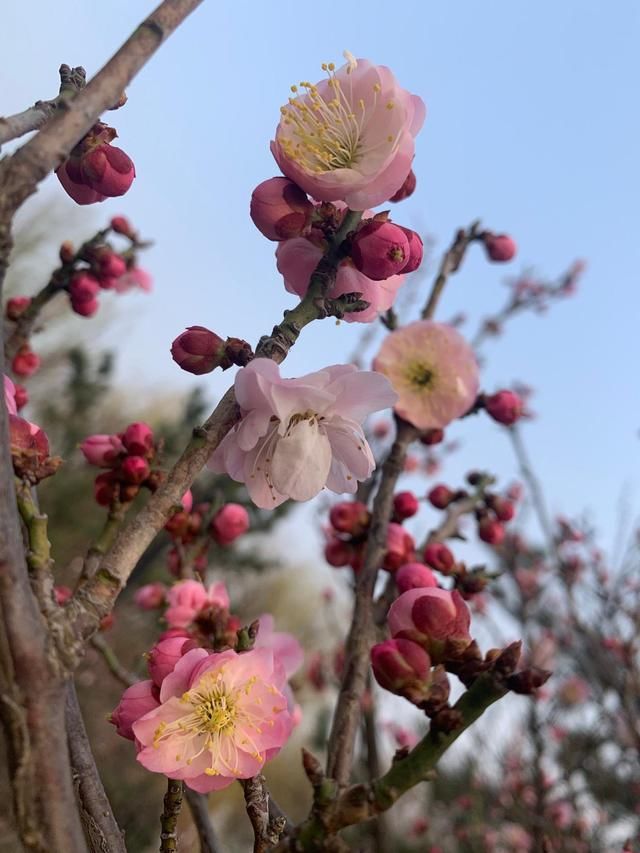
483;233;517;262
478;517;505;545
171;326;226;375
420;428;445;446
81;144;135;197
489;496;516;522
120;455;150;484
6;296;31;321
351;220;410;281
59;241;75;264
389;587;472;662
70;296;100;317
94;471;118;506
393;491;419;521
122;422;154;456
54;585;73;606
427;484;454;509
398;227;424;274
384;523;416;572
210;503;250;546
148;636;194;687
92;248;127;283
56;159;107;205
423;542;455;575
485;390;524;426
13;384;28;410
389;169;417;202
11;345;40;378
134;582;166;610
110;215;135;237
80;433;125;467
371;638;432;704
109;680;160;740
69;271;100;306
324;538;353;568
329;501;370;536
396;562;438;593
250;177;313;241
507;667;551;695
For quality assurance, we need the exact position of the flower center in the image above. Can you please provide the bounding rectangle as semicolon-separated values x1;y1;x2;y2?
278;59;397;174
405;361;436;390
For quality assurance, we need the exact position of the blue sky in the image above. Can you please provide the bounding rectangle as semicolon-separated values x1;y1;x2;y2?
3;1;639;554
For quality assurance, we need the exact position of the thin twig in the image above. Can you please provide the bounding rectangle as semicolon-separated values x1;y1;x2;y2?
421;221;481;320
184;788;223;853
90;634;136;688
160;779;183;853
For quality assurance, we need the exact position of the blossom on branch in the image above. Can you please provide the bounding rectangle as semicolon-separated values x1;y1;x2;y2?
210;360;397;508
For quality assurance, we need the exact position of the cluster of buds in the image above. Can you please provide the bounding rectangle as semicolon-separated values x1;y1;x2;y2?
80;422;161;507
171;327;253;375
57;122;135;205
324;500;416;573
164;499;250;577
349;215;423;280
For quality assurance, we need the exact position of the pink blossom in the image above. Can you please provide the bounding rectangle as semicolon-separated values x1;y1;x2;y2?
254;614;304;680
134;582;167;610
56;161;107;205
210;360;396;509
271;56;425;209
132;647;293;792
276;235;404;323
113;266;153;293
373;321;479;429
110;680;160;740
210;503;250;546
4;375;17;416
165;580;230;629
388;587;471;662
395;562;438;593
148;636;195;687
79;433;125;467
371;638;432;704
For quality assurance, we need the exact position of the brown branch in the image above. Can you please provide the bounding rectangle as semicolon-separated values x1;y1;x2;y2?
421;221;481;320
160;779;183;853
362;689;392;853
65;681;126;853
0;65;86;148
326;419;417;786
184;788;224;853
241;775;287;853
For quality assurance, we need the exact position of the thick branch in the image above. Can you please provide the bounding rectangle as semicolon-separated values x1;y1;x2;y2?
326;419;416;786
241;775;287;853
421;221;481;320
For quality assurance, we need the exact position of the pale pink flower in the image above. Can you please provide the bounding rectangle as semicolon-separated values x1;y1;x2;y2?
271;56;425;209
276;235;404;323
165;580;230;629
254;614;304;679
210;360;397;509
3;375;17;415
132;647;294;792
113;266;152;293
373;321;479;429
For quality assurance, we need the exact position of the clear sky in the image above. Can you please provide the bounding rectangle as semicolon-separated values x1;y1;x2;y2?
2;1;639;555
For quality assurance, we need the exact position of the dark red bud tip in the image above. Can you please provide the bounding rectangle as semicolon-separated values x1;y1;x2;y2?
507;667;552;694
485;390;524;426
5;296;32;321
393;490;419;521
483;233;517;262
427;484;454;510
389;169;417;203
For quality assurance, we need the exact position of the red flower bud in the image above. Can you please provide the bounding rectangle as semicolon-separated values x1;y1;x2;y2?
490;496;516;522
398;227;424;274
9;415;50;462
423;542;455;575
121;422;154;457
329;501;370;536
120;455;150;484
171;326;226;375
384;523;415;572
485;390;524;426
92;249;127;283
69;271;100;302
396;562;438;593
324;538;353;568
483;233;517;262
210;503;250;546
56;160;107;205
134;582;166;610
11;345;40;378
55;585;73;606
13;384;28;410
420;428;445;446
6;296;31;320
389;169;417;203
389;588;472;662
94;471;118;506
70;296;100;317
250;177;313;241
427;484;454;510
393;490;419;521
80;433;125;467
371;638;432;704
351;220;410;281
80;144;135;197
110;215;135;237
478;517;505;545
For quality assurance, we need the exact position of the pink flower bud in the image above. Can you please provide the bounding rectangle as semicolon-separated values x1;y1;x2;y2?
485;390;524;426
181;490;193;513
393;491;419;521
396;562;438;593
70;296;100;317
398;227;424;274
93;249;127;283
110;680;160;740
110;215;134;237
69;271;100;301
6;296;31;321
80;433;125;467
147;636;194;687
250;177;313;241
94;471;118;506
9;415;50;462
134;582;166;610
122;422;154;456
329;501;370;536
171;326;226;375
80;144;136;197
210;503;250;545
324;538;353;568
483;233;517;262
56;160;107;205
423;542;455;575
389;169;417;202
13;384;28;411
120;455;150;484
54;585;73;606
389;587;472;662
351;220;410;281
11;345;40;378
478;517;505;545
490;496;516;522
384;523;415;572
427;484;454;509
371;638;432;704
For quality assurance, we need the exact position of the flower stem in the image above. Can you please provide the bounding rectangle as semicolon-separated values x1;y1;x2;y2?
159;779;183;853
